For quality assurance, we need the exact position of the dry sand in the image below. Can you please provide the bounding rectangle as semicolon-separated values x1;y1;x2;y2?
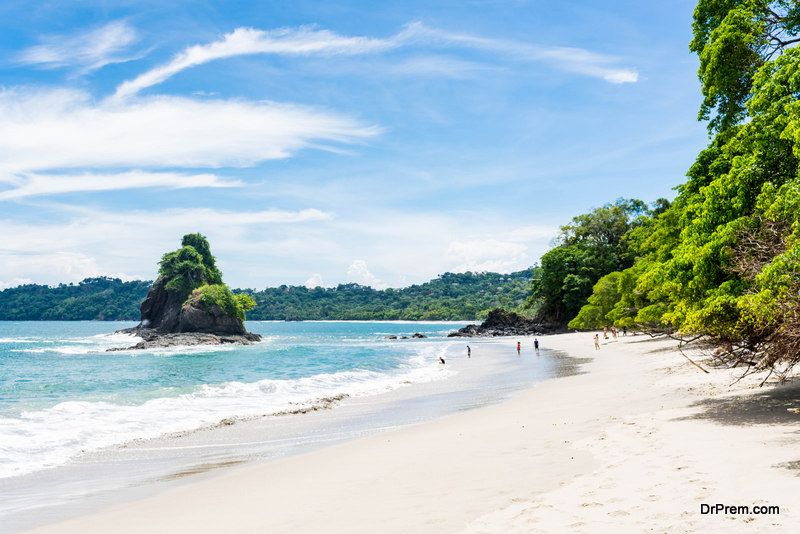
25;332;800;533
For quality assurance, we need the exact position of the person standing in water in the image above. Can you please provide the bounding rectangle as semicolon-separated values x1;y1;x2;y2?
517;341;521;355
534;338;539;352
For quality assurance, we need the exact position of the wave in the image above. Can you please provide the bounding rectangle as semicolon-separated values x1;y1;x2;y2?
0;343;452;479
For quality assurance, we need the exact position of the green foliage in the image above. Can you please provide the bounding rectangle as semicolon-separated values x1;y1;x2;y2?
0;270;533;322
243;269;535;321
569;10;800;368
0;277;150;320
529;198;650;324
158;233;223;299
235;293;256;313
181;233;223;285
691;0;800;133
192;284;245;320
568;272;622;329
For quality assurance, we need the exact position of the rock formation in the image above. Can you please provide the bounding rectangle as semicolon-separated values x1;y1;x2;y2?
448;308;563;337
137;276;250;335
113;234;261;350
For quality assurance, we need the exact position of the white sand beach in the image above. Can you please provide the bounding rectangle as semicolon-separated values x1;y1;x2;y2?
25;332;800;533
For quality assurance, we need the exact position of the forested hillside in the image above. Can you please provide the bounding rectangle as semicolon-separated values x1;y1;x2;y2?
0;268;535;321
243;269;535;320
0;278;152;321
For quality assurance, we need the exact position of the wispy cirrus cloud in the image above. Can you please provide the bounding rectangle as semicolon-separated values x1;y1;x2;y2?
0;86;379;197
0;171;240;201
409;24;639;84
17;20;141;73
0;88;379;173
113;21;638;100
113;25;414;100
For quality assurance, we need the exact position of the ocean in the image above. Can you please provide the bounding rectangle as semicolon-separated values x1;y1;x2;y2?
0;320;583;532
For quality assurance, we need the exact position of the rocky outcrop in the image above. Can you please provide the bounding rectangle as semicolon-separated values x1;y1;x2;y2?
385;333;428;340
448;308;563;337
114;276;260;349
108;330;261;351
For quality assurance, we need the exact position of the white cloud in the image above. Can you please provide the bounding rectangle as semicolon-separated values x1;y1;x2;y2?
407;24;638;84
113;25;411;100
112;22;637;100
0;206;335;285
18;20;140;73
0;171;240;200
347;260;387;289
0;251;104;284
0;88;379;177
304;273;325;289
0;277;32;290
446;238;529;273
390;55;499;78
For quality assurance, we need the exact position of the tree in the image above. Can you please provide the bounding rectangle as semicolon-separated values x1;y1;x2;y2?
158;233;223;297
529;198;650;324
158;233;256;322
691;0;800;133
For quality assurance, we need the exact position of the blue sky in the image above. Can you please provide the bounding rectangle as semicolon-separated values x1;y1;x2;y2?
0;0;708;290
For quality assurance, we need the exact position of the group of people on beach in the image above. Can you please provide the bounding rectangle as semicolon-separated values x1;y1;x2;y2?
602;325;626;339
516;339;540;355
594;325;631;349
439;338;541;365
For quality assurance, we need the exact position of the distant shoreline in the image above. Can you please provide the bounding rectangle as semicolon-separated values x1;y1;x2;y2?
0;269;536;322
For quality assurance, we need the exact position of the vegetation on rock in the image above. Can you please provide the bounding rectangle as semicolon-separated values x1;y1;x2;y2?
157;234;253;322
158;233;224;298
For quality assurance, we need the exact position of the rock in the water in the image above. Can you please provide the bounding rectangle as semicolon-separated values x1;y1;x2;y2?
108;330;261;351
385;335;398;339
135;276;247;335
411;333;427;338
115;276;261;350
447;308;562;337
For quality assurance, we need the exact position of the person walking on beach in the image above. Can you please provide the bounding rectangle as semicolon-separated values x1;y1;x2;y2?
603;326;608;339
534;338;539;352
467;345;471;358
594;334;600;350
517;341;521;355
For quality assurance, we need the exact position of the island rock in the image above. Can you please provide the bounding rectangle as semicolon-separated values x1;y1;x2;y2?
448;308;562;337
114;234;261;350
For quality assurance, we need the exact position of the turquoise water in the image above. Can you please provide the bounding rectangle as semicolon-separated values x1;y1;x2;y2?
0;321;466;479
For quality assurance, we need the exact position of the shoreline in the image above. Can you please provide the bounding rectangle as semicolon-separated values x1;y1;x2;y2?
23;332;800;532
4;335;577;533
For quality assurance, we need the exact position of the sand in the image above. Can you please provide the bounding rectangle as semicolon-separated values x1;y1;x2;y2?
24;332;800;533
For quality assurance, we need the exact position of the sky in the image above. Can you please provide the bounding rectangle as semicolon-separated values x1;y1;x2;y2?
0;0;709;290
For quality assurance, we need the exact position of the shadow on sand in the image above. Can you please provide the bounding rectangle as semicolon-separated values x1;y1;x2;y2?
674;379;800;475
677;379;800;427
